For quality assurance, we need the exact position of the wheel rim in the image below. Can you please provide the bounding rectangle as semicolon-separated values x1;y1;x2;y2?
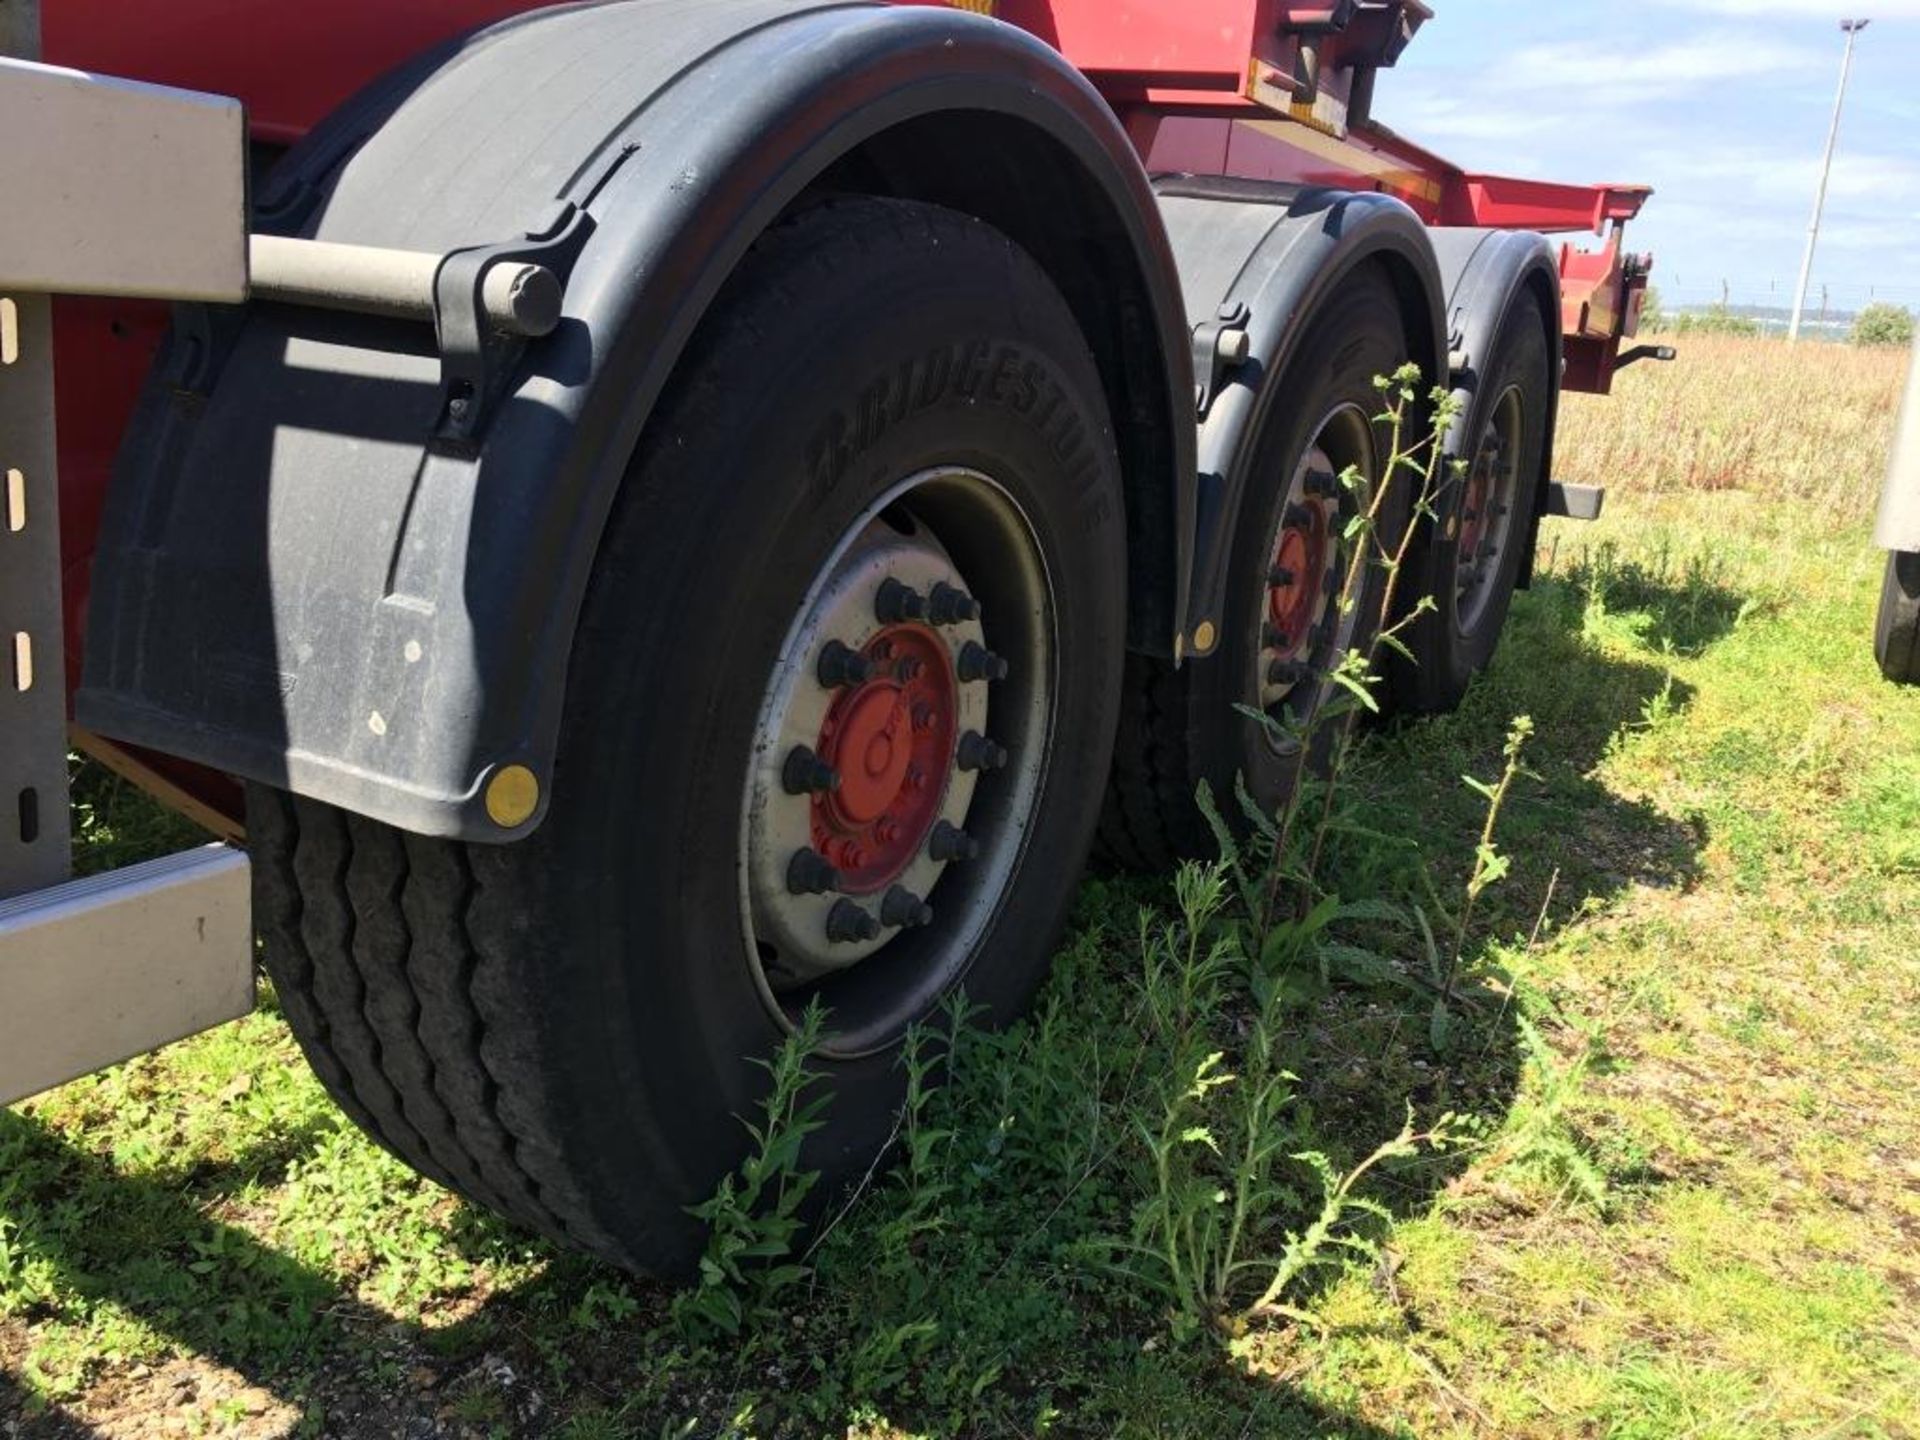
1453;384;1525;635
1256;403;1377;753
739;467;1055;1056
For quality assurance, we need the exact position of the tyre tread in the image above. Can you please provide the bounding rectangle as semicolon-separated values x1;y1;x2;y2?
253;787;592;1253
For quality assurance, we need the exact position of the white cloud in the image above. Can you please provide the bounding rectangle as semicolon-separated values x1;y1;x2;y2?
1502;33;1804;102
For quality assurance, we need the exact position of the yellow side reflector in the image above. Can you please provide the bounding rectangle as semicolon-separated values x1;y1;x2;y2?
485;765;541;829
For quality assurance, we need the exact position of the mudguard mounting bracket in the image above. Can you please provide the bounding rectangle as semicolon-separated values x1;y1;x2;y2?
432;204;597;452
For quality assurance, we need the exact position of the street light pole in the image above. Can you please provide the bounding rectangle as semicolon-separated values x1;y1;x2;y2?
1789;18;1869;343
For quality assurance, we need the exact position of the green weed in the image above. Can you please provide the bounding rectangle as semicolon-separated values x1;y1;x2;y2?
671;1001;832;1339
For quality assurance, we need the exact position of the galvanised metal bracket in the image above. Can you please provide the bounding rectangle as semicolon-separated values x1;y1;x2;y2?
0;3;69;900
0;290;72;901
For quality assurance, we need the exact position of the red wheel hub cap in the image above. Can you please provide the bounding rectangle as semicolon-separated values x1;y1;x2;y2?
1458;466;1490;569
812;625;957;894
1267;504;1331;653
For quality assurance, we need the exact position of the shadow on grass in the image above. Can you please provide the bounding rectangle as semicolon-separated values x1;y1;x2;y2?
0;1106;1414;1440
1212;552;1738;1328
2;559;1748;1439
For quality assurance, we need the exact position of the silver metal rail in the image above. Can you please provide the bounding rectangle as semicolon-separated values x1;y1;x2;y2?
0;289;71;900
0;846;253;1105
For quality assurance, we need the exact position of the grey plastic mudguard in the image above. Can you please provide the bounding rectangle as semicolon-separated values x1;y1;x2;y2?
1153;181;1448;651
1426;227;1562;586
77;0;1196;842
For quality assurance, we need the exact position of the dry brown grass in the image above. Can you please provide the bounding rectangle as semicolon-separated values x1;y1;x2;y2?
1554;335;1909;515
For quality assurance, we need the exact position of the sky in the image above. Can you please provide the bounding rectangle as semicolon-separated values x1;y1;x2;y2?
1375;0;1920;313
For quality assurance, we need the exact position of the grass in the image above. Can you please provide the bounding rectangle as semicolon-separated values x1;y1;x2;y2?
1554;331;1907;504
5;336;1918;1438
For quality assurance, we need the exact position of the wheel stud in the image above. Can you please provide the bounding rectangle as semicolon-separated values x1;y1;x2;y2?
876;579;928;624
881;886;934;929
929;821;980;862
1269;565;1297;588
928;582;981;625
1304;469;1340;499
818;641;873;688
957;642;1009;683
781;746;840;796
786;848;842;896
826;899;882;944
1268;659;1311;686
957;731;1008;772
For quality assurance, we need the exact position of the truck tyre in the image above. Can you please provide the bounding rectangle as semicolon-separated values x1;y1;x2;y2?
1099;266;1410;870
248;197;1128;1274
1877;550;1920;685
1395;300;1551;713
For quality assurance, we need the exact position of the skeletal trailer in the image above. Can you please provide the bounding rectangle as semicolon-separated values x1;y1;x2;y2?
2;1;1664;1273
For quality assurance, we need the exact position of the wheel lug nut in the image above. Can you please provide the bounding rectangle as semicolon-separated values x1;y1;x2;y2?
928;582;981;625
929;583;983;629
957;731;1008;772
786;849;843;896
826;899;882;944
880;886;934;929
818;641;873;688
929;821;980;862
1269;565;1296;588
905;764;929;793
957;642;1009;683
1303;469;1340;498
842;843;868;870
912;703;936;734
781;746;840;796
875;579;928;624
896;656;925;682
875;817;902;844
1268;660;1311;686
